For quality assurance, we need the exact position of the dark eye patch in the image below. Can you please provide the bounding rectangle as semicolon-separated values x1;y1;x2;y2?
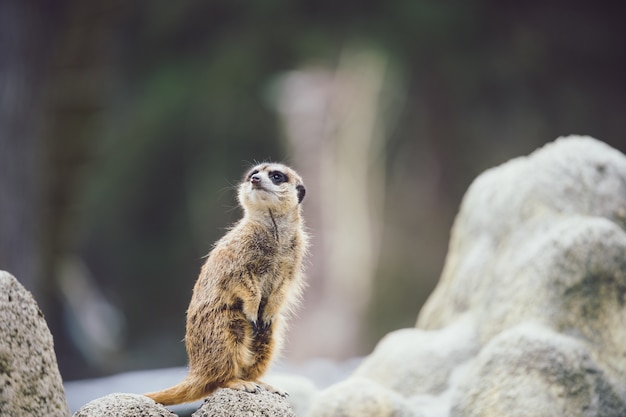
296;184;306;203
269;171;287;185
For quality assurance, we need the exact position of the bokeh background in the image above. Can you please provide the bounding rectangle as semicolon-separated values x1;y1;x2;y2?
2;0;626;381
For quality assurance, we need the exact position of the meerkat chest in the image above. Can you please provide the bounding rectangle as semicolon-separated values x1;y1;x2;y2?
244;230;300;289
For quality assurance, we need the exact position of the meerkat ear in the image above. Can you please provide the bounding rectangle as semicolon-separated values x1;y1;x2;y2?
296;184;306;203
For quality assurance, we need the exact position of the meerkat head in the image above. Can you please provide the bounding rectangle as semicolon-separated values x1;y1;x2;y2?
238;163;306;217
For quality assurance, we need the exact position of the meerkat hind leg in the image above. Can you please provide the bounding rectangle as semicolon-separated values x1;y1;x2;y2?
223;379;288;397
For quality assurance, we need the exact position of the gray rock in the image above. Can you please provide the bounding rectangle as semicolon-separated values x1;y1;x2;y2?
73;393;175;417
307;377;417;417
0;270;70;417
307;136;626;416
306;314;478;417
418;135;626;331
418;135;626;402
351;314;478;398
451;323;626;417
193;388;296;417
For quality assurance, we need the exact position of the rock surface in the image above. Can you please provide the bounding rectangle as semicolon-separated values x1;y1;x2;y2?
451;323;625;417
193;388;296;417
73;393;175;417
306;136;626;416
0;270;70;417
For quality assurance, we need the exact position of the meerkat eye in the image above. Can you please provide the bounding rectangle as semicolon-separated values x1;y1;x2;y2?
269;171;287;185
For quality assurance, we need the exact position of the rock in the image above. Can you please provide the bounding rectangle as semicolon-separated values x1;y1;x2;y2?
451;323;626;417
351;314;477;398
418;136;626;337
307;314;479;417
193;387;296;417
73;393;175;417
0;270;70;417
418;136;626;393
307;136;626;417
307;377;416;417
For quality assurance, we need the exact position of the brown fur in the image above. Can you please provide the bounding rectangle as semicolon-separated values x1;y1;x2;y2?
144;163;308;405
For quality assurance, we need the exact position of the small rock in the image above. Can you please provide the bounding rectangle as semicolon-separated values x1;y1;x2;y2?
193;387;296;417
73;393;175;417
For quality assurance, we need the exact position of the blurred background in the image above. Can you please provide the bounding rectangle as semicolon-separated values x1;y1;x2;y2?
1;0;626;382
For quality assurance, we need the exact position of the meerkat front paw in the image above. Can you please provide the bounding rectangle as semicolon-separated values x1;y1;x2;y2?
250;318;272;335
258;319;272;334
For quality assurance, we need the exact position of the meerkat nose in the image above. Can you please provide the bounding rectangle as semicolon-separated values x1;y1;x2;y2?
251;174;262;184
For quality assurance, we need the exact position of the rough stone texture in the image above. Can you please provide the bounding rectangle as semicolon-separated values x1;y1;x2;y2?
0;270;70;417
192;388;296;417
451;323;626;417
73;393;176;417
306;136;626;417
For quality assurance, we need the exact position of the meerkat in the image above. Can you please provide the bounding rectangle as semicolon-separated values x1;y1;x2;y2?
144;162;308;405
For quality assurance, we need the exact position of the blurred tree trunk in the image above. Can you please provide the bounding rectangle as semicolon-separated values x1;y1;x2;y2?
42;0;124;379
0;0;61;297
276;47;393;359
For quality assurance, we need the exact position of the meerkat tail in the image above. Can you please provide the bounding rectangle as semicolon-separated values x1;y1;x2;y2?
144;375;216;405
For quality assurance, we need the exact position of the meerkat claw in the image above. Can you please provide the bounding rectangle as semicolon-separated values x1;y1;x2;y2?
257;381;288;397
251;319;272;335
225;379;262;394
260;319;272;333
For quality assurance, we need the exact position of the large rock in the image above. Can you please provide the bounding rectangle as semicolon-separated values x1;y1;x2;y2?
0;270;70;416
307;136;626;416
